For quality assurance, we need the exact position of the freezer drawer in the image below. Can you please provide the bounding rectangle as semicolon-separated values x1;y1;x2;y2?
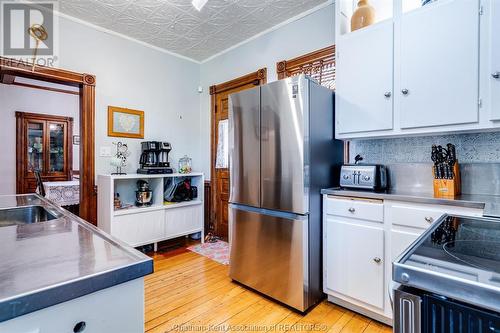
229;205;309;311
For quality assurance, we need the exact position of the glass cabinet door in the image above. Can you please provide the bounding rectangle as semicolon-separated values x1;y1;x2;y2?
27;122;44;173
48;122;66;173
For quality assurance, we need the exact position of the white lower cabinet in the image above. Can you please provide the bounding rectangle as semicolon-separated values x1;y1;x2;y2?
0;278;144;333
386;200;483;262
323;195;484;325
165;204;203;238
390;229;421;261
114;210;165;247
325;216;384;309
98;174;205;249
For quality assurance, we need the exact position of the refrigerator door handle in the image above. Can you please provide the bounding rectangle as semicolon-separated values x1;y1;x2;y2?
229;203;308;221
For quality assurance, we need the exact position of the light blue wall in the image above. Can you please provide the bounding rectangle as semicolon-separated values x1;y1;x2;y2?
58;16;201;176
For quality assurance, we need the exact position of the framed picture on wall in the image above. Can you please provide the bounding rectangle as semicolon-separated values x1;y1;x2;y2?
107;106;144;139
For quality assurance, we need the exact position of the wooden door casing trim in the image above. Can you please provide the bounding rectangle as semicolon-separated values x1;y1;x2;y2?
1;57;97;224
209;68;267;95
209;68;267;238
276;45;335;80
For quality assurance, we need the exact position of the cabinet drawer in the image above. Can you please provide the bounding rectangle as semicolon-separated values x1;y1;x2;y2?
386;202;483;230
325;196;384;223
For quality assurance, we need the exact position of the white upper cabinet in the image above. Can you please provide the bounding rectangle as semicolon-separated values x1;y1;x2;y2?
488;0;500;120
336;22;394;134
398;0;480;129
335;0;493;139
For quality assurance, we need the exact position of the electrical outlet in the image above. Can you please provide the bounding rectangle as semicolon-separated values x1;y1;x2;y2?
100;146;112;157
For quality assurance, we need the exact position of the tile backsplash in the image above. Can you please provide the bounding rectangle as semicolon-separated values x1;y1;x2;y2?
349;132;500;164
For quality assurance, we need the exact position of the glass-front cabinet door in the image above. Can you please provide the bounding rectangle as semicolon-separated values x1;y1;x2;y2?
48;122;66;174
16;112;73;194
27;121;45;173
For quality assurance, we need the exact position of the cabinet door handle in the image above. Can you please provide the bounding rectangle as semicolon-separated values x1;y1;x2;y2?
492;72;500;79
348;207;356;213
401;89;409;95
73;321;87;333
373;257;382;264
425;216;434;223
384;91;392;98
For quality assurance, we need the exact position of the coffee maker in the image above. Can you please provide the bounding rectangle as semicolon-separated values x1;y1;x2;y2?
158;142;172;167
137;141;173;174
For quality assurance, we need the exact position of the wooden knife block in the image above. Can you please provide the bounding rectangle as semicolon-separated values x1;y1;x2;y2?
433;163;461;198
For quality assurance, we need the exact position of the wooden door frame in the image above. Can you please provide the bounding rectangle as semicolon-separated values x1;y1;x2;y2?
208;68;267;237
1;57;97;224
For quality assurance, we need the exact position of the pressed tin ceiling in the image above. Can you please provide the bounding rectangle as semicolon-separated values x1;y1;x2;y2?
57;0;329;62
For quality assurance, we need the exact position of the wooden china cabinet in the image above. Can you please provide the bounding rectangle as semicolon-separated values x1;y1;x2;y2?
16;112;73;194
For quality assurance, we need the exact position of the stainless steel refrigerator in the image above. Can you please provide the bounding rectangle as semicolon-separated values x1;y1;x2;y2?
228;75;343;312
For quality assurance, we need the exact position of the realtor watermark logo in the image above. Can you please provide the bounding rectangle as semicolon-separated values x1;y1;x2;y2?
0;0;59;67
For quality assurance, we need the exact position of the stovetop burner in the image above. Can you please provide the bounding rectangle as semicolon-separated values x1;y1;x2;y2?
443;240;500;272
411;216;500;275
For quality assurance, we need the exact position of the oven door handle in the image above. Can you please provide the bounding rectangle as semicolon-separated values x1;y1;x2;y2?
388;282;395;310
394;287;422;333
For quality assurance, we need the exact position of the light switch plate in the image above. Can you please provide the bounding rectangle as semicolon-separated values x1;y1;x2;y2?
100;146;112;157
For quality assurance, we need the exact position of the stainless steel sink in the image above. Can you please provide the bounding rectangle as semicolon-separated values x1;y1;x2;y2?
0;206;59;227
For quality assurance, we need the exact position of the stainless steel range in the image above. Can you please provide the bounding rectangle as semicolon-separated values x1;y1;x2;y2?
393;214;500;332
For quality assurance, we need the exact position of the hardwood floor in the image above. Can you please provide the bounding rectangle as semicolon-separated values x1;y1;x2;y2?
145;250;392;333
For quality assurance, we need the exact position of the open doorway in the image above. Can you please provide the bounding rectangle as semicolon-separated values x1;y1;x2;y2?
10;79;80;214
0;57;97;224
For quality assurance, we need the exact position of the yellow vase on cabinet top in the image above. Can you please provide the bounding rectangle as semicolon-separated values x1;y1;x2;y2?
351;0;376;32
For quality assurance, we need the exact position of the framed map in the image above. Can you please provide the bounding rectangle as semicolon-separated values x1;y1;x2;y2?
108;106;144;139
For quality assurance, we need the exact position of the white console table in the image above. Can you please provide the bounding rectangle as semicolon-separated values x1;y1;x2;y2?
97;173;204;250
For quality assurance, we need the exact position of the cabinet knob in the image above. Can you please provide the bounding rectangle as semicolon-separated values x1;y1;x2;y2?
384;92;392;98
73;321;86;333
424;216;434;223
492;72;500;79
373;257;382;264
401;89;409;95
348;207;356;213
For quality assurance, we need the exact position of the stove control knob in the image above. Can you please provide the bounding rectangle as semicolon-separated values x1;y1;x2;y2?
343;174;349;180
401;273;410;283
363;175;371;181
